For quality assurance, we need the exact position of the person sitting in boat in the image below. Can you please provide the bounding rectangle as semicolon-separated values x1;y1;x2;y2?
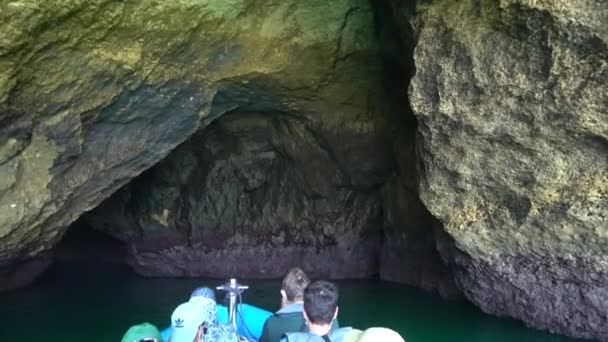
261;268;340;342
161;286;272;341
282;280;352;342
168;290;238;342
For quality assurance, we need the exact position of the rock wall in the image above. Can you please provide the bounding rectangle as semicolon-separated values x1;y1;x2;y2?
0;0;389;289
410;0;608;339
78;0;456;290
85;110;392;278
3;0;605;339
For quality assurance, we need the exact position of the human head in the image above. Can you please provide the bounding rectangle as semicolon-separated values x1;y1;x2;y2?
188;287;218;324
169;299;216;342
344;327;405;342
121;322;162;342
281;267;310;303
303;280;339;325
190;287;216;303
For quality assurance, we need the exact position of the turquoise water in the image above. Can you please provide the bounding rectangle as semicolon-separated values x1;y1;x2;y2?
0;261;589;342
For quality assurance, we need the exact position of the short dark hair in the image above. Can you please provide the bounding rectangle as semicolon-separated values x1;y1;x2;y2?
303;280;339;325
282;267;310;302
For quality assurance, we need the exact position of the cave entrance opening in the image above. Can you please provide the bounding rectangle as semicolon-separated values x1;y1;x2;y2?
3;0;455;295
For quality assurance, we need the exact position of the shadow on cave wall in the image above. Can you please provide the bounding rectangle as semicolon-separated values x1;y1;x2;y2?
371;0;459;297
54;218;126;264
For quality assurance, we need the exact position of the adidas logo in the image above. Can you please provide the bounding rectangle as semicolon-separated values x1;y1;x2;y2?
174;318;185;328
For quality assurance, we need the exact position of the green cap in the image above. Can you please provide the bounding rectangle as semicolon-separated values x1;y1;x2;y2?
121;322;162;342
344;328;405;342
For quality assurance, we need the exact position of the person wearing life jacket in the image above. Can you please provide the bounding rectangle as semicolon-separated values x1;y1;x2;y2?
282;280;352;342
261;268;336;342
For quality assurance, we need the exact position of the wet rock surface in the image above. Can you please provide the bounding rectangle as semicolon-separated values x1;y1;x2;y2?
1;0;407;286
85;112;390;278
410;0;608;339
77;0;451;286
6;1;605;339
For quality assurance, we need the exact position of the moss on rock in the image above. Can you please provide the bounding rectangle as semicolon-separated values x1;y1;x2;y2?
0;0;382;287
411;0;608;338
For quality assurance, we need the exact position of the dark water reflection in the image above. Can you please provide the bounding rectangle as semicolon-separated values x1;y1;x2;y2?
0;261;590;342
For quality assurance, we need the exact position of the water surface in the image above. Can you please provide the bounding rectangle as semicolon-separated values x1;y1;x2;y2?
0;261;589;342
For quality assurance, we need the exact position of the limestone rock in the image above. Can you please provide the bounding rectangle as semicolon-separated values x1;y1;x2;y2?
85;109;393;278
410;0;608;339
0;0;382;288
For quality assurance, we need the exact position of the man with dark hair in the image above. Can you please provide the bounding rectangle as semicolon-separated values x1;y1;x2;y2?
281;267;310;307
261;269;341;342
260;267;312;342
302;281;339;328
283;280;352;342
